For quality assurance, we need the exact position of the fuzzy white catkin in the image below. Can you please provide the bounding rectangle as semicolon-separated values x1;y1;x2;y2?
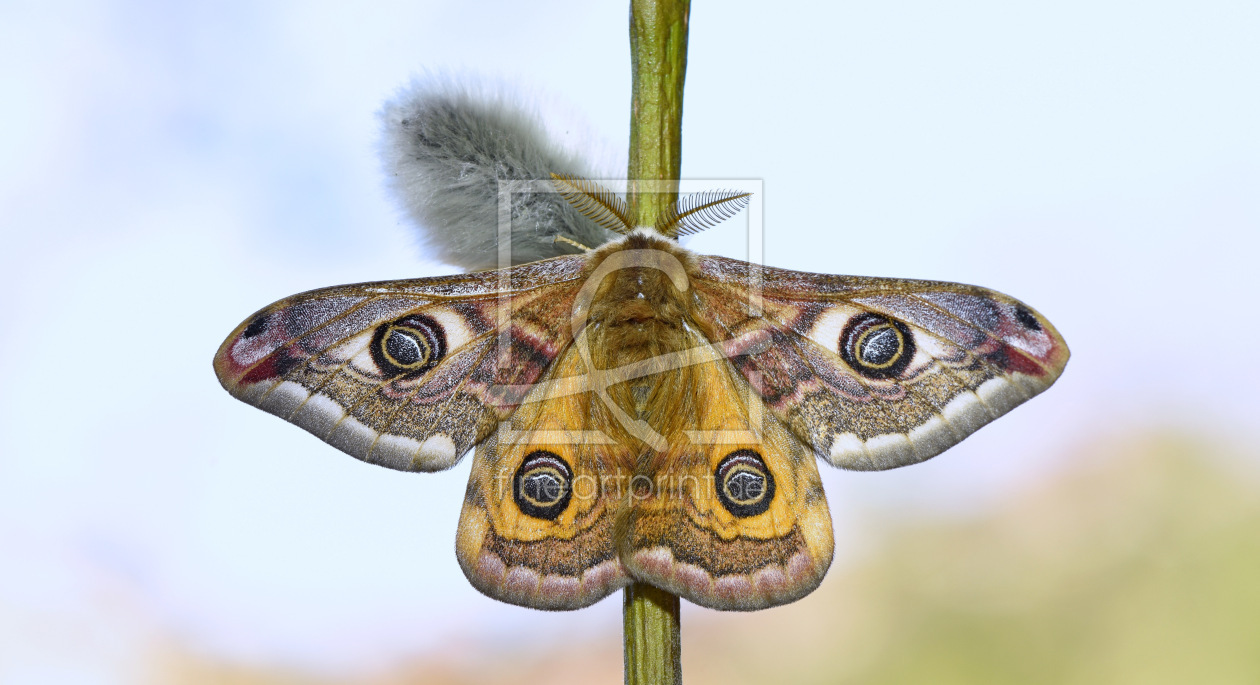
379;78;617;271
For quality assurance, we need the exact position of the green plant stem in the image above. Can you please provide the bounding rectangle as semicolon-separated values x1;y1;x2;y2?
623;1;689;684
624;582;682;685
627;0;690;227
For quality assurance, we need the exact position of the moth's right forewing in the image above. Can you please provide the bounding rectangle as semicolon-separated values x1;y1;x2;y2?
690;256;1069;470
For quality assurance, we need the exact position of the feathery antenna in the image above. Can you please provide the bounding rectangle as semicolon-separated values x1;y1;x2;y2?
655;190;751;237
550;174;634;235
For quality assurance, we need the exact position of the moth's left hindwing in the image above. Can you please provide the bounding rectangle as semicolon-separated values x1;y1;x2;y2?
455;337;635;610
213;256;588;471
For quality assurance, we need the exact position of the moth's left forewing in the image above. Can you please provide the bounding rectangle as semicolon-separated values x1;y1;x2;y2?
691;256;1069;470
213;256;588;472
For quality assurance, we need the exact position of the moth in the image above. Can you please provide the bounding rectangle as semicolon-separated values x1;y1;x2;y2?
214;81;1068;612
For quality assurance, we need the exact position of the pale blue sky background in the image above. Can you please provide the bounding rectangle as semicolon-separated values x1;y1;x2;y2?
1;1;1257;682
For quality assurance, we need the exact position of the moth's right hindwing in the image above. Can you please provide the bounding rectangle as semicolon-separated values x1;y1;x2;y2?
620;353;835;611
213;256;588;472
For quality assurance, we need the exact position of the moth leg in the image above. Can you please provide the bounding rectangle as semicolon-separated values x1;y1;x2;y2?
553;234;593;253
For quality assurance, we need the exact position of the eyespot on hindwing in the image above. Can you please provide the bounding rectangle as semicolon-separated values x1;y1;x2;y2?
715;449;775;518
513;450;573;520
